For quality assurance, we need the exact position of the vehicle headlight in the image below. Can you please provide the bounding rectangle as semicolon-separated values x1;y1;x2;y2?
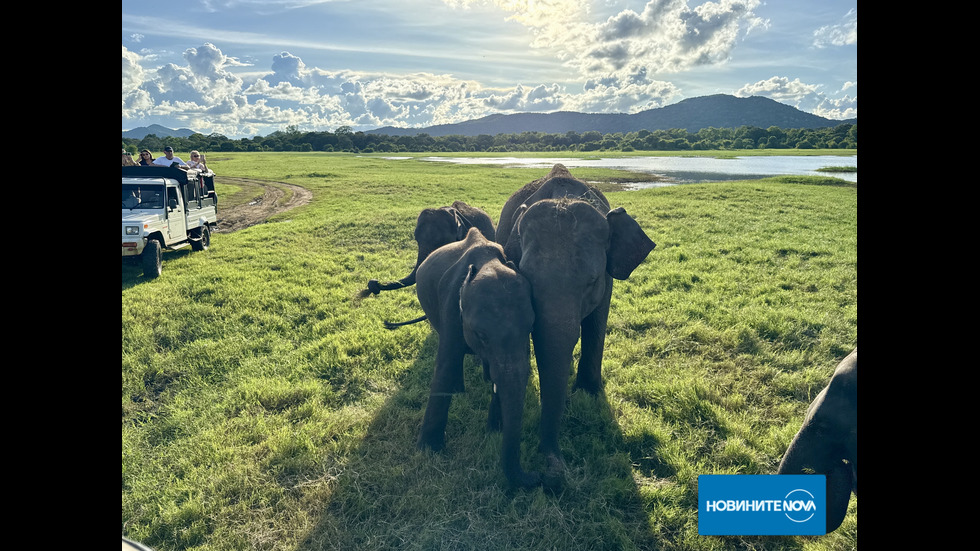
125;225;141;235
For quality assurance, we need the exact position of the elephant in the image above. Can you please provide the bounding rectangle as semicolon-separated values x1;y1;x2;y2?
414;226;540;488
496;164;656;485
777;348;857;534
360;201;495;298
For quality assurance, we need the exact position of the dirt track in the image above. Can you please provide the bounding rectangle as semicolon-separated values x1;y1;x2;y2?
215;177;313;233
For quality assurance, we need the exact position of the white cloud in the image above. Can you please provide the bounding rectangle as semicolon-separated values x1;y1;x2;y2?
575;66;680;113
813;8;857;48
122;3;851;136
735;76;856;120
446;0;765;76
122;46;145;95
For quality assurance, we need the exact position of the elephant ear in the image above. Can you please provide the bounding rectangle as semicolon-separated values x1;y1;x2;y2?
503;204;529;265
606;207;656;280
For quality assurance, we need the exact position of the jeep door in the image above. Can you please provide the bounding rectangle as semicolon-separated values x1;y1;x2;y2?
166;184;188;245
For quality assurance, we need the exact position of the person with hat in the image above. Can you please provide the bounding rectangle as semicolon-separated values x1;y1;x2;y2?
153;146;188;167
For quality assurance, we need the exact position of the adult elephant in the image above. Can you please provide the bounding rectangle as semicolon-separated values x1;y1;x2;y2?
360;201;495;297
777;348;857;533
497;164;656;485
415;227;539;488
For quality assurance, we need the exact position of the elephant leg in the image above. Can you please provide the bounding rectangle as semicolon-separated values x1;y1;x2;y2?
574;286;612;394
418;334;466;451
418;394;452;451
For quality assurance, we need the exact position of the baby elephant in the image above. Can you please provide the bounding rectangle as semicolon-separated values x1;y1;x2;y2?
415;227;540;488
360;201;495;298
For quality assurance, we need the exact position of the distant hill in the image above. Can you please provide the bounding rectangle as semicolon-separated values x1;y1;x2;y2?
122;124;198;139
368;94;855;137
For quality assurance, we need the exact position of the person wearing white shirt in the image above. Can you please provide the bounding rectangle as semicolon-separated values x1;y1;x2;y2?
153;146;187;167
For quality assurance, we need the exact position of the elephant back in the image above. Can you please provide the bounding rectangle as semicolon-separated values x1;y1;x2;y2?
496;165;608;248
450;200;496;242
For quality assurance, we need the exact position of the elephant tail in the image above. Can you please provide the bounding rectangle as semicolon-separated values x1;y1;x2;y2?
384;315;428;330
358;276;416;298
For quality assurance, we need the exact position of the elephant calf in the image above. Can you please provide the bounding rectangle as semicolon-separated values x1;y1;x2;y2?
360;201;495;298
777;348;857;533
414;227;539;488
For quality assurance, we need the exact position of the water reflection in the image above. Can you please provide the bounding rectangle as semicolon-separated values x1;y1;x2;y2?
415;155;857;188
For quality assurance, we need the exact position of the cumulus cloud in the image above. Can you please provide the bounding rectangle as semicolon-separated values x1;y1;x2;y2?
736;76;856;120
447;0;766;76
574;66;680;113
437;0;760;119
123;46;154;113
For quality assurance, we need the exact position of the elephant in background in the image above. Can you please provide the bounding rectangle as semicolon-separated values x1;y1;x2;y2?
414;227;540;488
496;164;656;486
360;200;496;298
777;348;857;533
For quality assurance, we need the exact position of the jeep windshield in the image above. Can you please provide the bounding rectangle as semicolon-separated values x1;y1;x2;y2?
122;183;166;210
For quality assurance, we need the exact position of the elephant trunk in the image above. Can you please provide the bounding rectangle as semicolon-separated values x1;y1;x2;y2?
494;364;540;488
530;316;579;477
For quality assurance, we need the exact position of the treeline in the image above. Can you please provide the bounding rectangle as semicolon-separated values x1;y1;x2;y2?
123;123;856;155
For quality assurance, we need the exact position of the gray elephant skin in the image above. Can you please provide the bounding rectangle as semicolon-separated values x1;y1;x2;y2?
414;227;540;488
361;200;495;297
496;164;656;485
777;348;857;533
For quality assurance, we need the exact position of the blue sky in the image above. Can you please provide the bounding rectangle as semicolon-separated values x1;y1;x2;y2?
122;0;856;138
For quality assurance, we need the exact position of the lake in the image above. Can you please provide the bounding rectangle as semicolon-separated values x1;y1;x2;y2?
413;155;857;188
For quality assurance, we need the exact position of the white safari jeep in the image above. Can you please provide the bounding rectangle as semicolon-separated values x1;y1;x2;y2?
122;165;218;278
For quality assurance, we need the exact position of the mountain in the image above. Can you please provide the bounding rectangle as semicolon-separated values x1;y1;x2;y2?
367;94;855;137
122;124;198;139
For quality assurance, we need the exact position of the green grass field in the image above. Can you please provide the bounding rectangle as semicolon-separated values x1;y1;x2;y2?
122;152;857;550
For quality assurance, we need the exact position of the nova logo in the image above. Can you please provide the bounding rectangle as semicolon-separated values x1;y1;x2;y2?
698;475;827;535
783;489;817;523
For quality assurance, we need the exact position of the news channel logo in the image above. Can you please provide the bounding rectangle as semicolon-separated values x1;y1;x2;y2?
698;475;827;535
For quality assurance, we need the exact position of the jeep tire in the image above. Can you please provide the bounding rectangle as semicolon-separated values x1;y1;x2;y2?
191;225;211;251
142;239;162;278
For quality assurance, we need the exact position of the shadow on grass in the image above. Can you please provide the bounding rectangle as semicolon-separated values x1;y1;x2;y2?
121;249;193;290
298;330;678;550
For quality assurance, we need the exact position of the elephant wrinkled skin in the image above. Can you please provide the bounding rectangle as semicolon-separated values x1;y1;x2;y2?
414;227;540;488
777;348;857;533
360;200;495;298
496;164;656;487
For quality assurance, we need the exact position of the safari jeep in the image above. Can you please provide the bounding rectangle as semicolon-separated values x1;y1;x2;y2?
122;165;218;278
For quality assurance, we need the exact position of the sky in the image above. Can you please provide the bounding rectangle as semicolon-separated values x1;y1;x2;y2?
122;0;857;139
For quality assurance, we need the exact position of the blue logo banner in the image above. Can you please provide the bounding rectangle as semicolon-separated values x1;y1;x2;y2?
698;475;827;535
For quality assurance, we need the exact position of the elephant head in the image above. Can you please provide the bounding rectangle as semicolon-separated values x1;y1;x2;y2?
496;167;655;486
414;228;539;488
777;348;857;533
360;201;495;297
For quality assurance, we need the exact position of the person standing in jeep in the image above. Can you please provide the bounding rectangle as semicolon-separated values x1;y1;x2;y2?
153;146;187;167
